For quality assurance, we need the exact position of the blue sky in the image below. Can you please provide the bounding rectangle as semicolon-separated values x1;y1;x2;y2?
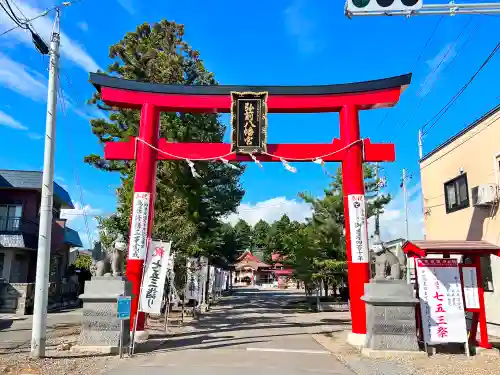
0;0;498;247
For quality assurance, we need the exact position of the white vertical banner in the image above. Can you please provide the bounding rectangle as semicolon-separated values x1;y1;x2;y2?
347;194;369;263
208;266;216;295
139;240;172;314
215;268;223;292
416;258;468;344
128;192;151;260
185;258;201;301
462;266;480;309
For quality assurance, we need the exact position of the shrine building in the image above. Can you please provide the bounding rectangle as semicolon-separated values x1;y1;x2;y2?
232;250;294;287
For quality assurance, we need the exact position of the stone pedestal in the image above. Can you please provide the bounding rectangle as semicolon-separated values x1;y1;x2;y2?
72;277;131;354
361;279;420;353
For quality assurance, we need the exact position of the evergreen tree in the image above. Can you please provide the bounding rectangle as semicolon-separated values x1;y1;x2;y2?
85;20;245;258
233;219;252;251
252;219;271;252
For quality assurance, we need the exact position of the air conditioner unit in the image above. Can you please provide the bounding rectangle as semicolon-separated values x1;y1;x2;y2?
471;184;499;206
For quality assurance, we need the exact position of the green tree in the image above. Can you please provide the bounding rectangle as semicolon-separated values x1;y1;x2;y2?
252;219;270;253
292;163;391;297
233;219;252;251
73;253;92;270
84;20;245;259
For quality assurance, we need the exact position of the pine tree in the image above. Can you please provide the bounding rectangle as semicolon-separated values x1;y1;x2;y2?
85;21;245;257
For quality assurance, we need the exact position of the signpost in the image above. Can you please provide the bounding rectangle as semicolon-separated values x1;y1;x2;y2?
462;266;480;310
117;296;131;359
416;258;469;356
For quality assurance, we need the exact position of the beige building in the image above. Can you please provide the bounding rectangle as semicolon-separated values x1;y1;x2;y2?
420;104;500;336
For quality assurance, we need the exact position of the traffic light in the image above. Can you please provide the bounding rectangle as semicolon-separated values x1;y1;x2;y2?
346;0;423;12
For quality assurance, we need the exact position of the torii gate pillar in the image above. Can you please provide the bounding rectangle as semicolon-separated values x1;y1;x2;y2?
340;105;369;344
90;72;411;344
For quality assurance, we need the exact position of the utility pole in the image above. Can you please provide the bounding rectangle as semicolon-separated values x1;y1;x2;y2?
402;168;410;241
374;162;381;240
31;8;60;359
418;129;423;160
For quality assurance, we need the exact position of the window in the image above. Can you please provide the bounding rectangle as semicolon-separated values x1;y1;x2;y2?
444;174;470;213
0;204;22;231
0;252;4;279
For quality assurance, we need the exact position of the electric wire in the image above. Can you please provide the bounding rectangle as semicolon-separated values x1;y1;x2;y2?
57;76;94;249
422;41;500;136
0;0;27;28
388;17;475;142
4;0;24;25
0;0;82;37
374;16;444;133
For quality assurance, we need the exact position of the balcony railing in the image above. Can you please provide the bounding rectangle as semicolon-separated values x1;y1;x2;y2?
0;216;77;250
0;217;39;234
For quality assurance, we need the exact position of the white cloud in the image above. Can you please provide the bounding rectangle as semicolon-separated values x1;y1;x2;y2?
283;0;320;54
368;183;425;242
61;202;102;223
224;197;312;227
27;132;43;139
0;53;47;101
0;1;101;73
117;0;135;15
61;202;103;249
77;22;88;32
223;186;425;242
0;109;27;130
419;43;457;97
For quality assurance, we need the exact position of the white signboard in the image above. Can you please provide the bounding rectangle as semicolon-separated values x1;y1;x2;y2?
185;258;202;301
139;240;172;314
347;194;369;263
462;266;480;309
128;192;151;260
416;258;468;344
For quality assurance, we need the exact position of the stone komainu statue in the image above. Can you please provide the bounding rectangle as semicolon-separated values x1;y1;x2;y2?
91;234;127;277
370;241;403;280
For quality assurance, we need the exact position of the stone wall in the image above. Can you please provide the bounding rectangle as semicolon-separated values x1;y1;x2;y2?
0;282;35;315
0;279;80;315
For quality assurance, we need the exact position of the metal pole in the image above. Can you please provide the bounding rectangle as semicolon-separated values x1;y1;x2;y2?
418;129;423;160
30;9;60;359
374;162;380;238
402;168;412;283
402;169;410;240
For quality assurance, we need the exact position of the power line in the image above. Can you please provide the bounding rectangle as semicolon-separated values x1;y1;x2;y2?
0;0;27;28
375;16;444;133
386;17;474;139
422;41;500;136
57;77;94;248
420;107;500;170
0;0;82;37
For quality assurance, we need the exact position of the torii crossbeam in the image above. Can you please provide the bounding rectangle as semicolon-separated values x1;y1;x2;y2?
90;72;411;345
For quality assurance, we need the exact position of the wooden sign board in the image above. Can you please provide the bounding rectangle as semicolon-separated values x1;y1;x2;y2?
230;91;268;153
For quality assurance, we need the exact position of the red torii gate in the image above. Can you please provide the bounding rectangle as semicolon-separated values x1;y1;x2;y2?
90;72;411;344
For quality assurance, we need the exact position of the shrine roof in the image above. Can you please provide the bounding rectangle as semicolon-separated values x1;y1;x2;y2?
234;250;271;268
403;240;500;257
89;73;411;97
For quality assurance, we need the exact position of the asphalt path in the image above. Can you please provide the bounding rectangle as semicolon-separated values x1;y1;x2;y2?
106;287;355;375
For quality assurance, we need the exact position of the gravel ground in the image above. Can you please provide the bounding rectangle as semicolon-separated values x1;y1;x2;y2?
313;330;500;375
0;311;189;375
0;324;119;375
